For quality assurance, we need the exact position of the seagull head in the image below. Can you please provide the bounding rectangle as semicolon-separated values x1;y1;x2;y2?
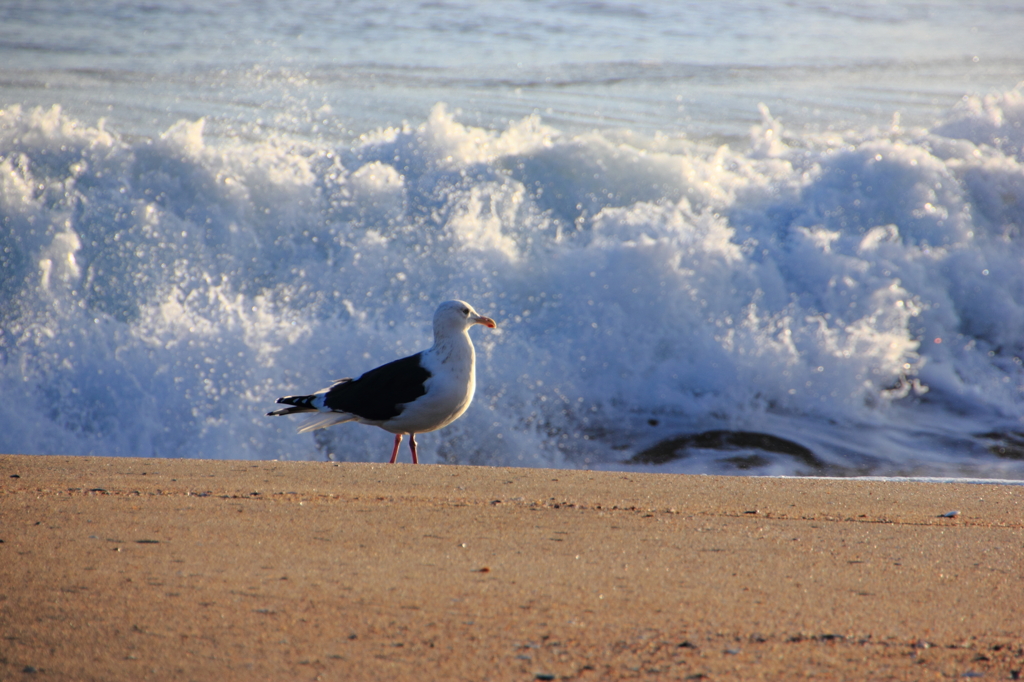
434;299;497;334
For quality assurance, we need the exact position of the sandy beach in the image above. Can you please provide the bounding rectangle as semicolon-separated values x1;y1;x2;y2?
1;454;1022;681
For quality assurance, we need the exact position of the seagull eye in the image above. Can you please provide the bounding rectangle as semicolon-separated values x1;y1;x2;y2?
461;307;470;315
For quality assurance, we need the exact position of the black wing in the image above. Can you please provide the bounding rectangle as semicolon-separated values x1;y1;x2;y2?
322;353;431;421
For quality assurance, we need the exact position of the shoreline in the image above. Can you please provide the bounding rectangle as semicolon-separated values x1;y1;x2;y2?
2;454;1022;680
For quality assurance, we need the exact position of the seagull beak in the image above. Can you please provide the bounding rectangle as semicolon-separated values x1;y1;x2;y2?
473;314;497;329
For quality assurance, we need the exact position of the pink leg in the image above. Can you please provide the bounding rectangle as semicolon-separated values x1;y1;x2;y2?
409;434;419;464
389;434;403;464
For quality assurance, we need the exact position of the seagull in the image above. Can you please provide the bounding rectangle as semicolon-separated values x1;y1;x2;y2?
267;300;497;463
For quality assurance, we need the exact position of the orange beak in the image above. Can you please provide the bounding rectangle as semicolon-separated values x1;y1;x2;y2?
473;315;497;329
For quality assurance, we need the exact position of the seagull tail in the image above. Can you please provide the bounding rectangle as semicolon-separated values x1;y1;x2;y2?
266;393;318;417
267;380;358;432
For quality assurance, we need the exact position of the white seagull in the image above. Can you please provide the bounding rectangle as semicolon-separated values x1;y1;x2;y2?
267;300;497;463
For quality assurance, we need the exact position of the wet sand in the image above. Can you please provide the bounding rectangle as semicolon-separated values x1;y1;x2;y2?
1;454;1022;681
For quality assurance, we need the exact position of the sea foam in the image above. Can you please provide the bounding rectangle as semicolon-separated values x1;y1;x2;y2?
1;89;1022;477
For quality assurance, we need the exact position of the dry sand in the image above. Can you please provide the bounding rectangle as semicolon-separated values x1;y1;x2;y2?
1;453;1022;681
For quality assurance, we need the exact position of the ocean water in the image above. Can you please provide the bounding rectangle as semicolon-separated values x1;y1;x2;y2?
1;1;1023;478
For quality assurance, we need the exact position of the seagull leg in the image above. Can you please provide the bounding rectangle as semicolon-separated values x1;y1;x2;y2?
389;434;403;464
409;434;419;464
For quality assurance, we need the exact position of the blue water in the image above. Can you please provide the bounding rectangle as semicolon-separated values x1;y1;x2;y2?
1;1;1023;477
